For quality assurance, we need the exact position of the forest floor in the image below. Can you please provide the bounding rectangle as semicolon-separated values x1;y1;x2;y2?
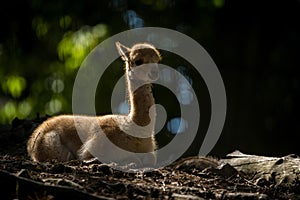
0;117;299;200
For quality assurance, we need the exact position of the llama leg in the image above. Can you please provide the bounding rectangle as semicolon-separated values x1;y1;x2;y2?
46;131;78;161
78;138;95;160
32;131;77;162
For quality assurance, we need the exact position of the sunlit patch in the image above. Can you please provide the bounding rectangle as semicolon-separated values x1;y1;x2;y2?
177;90;194;105
46;98;62;114
51;78;64;93
32;17;49;38
1;101;17;122
123;10;144;29
167;117;188;134
176;66;193;105
57;24;108;71
92;24;108;38
1;75;27;98
18;100;32;118
178;75;193;90
59;15;72;29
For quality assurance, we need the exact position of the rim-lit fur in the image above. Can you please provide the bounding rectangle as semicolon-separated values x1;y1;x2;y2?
27;42;161;167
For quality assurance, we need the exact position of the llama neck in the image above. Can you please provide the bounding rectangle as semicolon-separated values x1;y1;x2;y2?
127;78;156;127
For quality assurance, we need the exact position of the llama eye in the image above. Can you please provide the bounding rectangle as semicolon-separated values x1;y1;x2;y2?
134;59;143;66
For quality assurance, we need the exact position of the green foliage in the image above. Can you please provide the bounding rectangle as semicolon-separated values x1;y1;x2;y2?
1;75;27;99
32;17;49;39
0;0;213;123
59;15;72;30
57;23;108;71
0;12;109;123
212;0;224;8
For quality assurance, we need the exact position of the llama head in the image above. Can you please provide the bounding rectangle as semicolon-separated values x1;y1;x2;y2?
116;42;161;82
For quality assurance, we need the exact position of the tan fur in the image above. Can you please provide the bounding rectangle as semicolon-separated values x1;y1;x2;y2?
27;42;161;166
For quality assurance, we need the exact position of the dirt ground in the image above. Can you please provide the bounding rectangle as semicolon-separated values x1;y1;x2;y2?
0;117;299;200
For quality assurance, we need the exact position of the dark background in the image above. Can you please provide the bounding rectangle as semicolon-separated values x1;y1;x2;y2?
0;0;300;157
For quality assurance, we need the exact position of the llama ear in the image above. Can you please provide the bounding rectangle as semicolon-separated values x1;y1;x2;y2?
116;42;131;61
